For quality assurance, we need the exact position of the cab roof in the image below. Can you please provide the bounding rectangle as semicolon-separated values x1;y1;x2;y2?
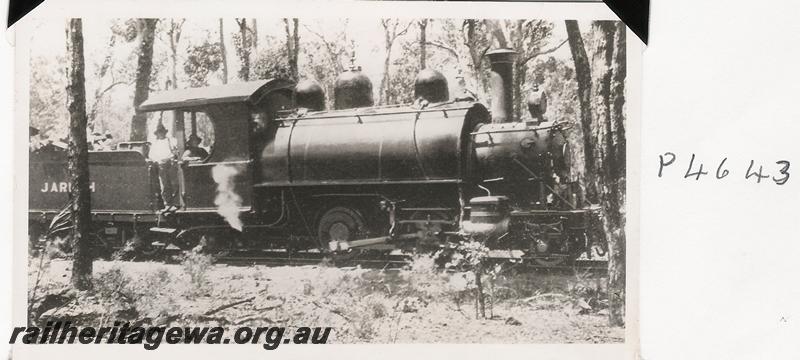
138;78;294;112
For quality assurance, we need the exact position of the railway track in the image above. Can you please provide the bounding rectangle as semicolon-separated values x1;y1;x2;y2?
35;240;608;273
208;250;609;273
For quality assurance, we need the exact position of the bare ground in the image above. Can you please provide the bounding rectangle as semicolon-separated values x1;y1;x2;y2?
28;256;623;344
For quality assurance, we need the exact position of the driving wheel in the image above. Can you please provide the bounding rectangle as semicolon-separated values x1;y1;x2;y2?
317;206;370;261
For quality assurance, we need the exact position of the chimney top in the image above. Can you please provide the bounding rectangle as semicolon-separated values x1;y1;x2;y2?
486;48;517;64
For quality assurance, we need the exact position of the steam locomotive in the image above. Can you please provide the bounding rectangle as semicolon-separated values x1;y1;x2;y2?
29;48;599;265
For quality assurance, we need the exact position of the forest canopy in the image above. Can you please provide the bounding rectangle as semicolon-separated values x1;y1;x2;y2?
29;18;587;147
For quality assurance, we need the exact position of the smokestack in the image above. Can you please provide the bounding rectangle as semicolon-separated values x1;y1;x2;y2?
486;48;517;123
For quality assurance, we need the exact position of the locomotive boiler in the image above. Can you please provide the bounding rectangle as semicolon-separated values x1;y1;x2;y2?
29;47;598;265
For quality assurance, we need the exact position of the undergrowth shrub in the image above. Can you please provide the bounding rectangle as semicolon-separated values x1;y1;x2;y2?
180;246;215;295
567;269;607;313
399;253;449;299
368;298;388;319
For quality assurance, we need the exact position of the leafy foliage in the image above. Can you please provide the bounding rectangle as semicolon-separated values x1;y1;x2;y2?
385;40;419;104
183;39;223;87
110;19;138;43
180;245;215;294
232;19;254;81
30;17;578;144
530;56;585;183
30;55;69;141
251;35;293;81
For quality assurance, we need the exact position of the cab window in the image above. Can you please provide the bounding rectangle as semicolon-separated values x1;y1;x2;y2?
182;111;214;162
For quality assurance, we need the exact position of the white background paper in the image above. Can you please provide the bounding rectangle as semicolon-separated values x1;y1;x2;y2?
640;0;800;359
1;0;799;359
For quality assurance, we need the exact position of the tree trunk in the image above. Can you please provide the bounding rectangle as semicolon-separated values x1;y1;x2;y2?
379;27;393;105
577;20;626;327
606;21;627;328
610;22;627;180
419;19;428;69
565;20;597;203
251;18;258;54
512;20;524;121
168;19;184;89
590;21;615;173
474;265;486;319
219;19;228;84
129;18;157;141
284;18;300;81
65;18;92;291
378;20;411;105
465;20;488;99
292;19;300;81
512;60;526;121
237;18;250;81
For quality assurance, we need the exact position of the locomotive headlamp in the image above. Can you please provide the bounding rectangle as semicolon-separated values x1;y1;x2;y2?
526;85;548;123
535;238;549;253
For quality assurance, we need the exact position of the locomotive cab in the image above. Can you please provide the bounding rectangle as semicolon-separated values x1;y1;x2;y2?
138;79;295;213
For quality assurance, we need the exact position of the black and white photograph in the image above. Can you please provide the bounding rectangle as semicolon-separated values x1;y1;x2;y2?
23;12;630;346
7;0;800;358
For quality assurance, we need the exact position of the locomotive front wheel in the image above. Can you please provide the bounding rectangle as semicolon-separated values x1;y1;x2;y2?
317;206;369;260
529;240;585;266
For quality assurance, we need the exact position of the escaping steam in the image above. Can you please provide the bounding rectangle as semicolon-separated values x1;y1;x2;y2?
211;164;243;231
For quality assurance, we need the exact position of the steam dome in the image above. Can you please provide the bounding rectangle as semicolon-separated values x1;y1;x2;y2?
295;79;326;111
334;67;374;110
414;69;449;103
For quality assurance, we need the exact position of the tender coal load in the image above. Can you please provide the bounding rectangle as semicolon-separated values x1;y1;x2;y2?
334;66;374;110
414;69;449;103
295;79;326;111
526;84;548;122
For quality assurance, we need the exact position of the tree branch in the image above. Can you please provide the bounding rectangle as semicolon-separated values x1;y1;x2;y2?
523;38;568;64
424;41;459;59
97;81;129;98
396;21;413;38
303;24;346;72
174;19;185;44
204;297;255;316
283;18;293;55
475;45;491;68
89;80;131;121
